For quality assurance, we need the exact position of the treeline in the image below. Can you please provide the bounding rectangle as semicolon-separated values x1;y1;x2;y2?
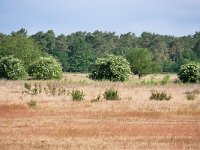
0;28;200;73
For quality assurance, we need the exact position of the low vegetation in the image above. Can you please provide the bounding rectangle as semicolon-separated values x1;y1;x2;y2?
24;81;67;96
160;75;170;85
150;90;172;101
24;82;42;95
185;90;200;100
103;88;120;100
45;81;66;96
70;89;85;101
140;76;158;86
0;73;200;149
27;100;37;108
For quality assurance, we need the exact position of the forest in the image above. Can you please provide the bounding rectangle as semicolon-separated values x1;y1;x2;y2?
0;28;200;74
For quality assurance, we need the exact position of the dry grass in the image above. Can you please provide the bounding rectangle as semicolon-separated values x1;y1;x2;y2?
0;73;200;149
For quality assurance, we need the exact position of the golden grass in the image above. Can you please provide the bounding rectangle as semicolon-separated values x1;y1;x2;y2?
0;73;200;149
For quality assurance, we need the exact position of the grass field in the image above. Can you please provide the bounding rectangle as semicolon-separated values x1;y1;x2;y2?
0;73;200;149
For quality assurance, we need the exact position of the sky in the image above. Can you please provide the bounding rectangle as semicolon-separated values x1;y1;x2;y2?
0;0;200;36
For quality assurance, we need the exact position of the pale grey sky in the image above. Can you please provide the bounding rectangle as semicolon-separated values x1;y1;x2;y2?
0;0;200;36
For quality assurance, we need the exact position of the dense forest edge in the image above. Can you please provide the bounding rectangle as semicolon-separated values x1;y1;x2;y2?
1;28;200;74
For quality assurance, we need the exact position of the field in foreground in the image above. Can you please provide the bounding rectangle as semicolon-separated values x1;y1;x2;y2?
0;74;200;150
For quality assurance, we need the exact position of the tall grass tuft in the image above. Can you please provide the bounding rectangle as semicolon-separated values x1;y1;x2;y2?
150;90;171;101
71;89;84;101
45;81;66;96
185;90;200;100
103;88;120;100
27;100;37;108
24;82;42;95
160;75;170;85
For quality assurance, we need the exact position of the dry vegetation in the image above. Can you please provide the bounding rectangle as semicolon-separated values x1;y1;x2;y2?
0;73;200;150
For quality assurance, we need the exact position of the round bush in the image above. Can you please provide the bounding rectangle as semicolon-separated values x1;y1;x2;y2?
0;56;27;80
89;54;131;82
178;62;200;83
28;57;63;80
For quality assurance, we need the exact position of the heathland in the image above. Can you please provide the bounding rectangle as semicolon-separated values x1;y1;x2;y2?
0;73;200;150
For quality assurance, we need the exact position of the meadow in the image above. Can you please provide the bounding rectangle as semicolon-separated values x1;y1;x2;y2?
0;73;200;150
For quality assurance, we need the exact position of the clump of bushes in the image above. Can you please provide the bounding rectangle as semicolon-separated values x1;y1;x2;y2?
28;57;63;80
0;56;27;80
178;62;200;83
70;89;84;101
0;55;63;80
89;54;131;82
103;88;120;100
150;90;171;101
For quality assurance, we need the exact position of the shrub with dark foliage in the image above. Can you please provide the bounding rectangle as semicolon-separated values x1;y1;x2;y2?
178;62;200;83
103;88;120;100
89;54;131;82
0;56;27;80
28;57;63;80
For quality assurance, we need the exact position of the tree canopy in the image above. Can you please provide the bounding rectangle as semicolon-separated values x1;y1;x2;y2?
1;28;200;74
126;48;154;78
0;31;42;68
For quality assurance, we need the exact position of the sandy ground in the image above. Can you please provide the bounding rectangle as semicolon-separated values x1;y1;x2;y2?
0;74;200;149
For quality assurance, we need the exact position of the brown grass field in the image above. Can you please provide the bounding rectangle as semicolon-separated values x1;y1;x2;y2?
0;73;200;150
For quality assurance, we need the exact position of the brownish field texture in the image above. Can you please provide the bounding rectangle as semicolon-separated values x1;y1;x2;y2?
0;74;200;149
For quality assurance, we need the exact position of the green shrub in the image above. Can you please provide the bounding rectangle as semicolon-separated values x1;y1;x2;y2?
150;91;171;101
0;56;27;80
178;62;200;83
71;89;84;101
27;100;37;108
103;88;120;100
160;75;170;85
89;54;131;82
28;57;63;80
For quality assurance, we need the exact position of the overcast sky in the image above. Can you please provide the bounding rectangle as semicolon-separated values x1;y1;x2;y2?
0;0;200;36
